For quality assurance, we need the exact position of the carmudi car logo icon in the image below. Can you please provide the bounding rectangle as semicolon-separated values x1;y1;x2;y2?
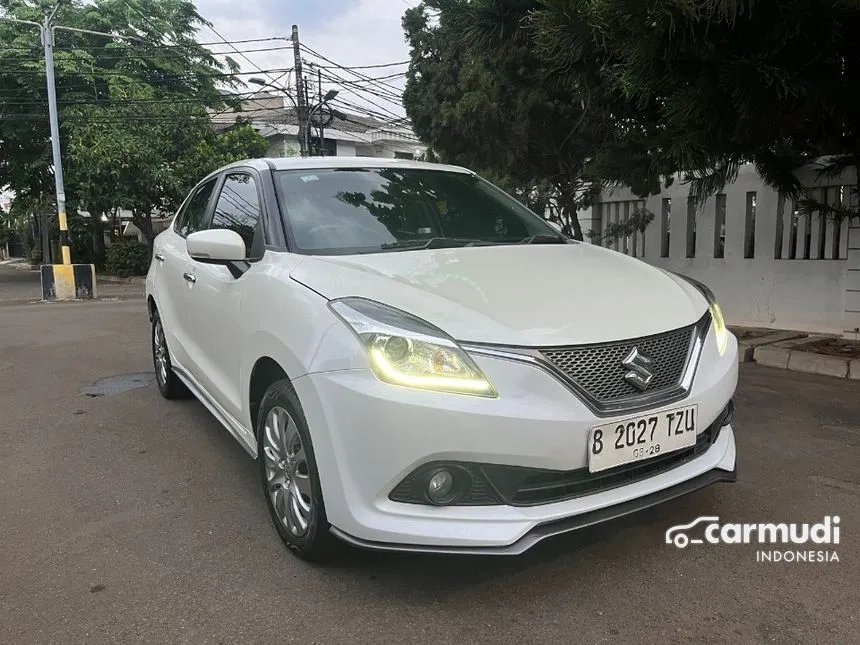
665;516;720;548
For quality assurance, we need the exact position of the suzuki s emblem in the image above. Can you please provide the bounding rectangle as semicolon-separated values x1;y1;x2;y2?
622;347;654;391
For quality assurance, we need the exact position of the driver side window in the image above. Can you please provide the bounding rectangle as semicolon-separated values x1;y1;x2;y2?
209;173;262;257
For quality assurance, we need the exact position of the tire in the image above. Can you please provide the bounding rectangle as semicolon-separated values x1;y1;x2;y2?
151;309;190;400
257;378;342;562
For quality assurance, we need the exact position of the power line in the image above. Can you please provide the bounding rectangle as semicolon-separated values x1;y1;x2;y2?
327;87;404;120
317;73;404;111
314;66;403;101
312;67;404;118
309;60;409;71
300;44;406;97
116;0;178;49
3;45;294;63
0;105;290;122
199;21;285;89
329;97;404;124
0;67;294;78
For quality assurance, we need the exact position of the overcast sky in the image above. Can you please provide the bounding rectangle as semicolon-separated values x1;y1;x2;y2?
193;0;416;119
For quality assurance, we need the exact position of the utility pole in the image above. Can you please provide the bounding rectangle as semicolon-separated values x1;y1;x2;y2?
291;25;308;156
41;4;69;265
318;69;325;156
304;78;312;154
0;9;67;264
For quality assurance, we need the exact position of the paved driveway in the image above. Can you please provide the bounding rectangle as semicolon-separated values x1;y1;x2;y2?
0;275;856;644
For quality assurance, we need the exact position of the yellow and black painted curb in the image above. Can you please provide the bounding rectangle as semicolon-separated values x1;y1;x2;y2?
40;263;98;300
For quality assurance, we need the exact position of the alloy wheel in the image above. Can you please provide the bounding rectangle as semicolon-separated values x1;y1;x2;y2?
262;405;313;537
153;319;169;386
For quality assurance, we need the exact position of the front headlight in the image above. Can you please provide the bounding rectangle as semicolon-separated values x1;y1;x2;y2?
328;297;497;397
675;275;729;355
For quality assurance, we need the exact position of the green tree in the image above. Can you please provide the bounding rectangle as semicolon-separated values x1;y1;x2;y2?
0;0;260;261
403;0;619;240
431;0;860;219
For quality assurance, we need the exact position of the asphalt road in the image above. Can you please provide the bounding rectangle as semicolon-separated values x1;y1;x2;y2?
0;266;858;644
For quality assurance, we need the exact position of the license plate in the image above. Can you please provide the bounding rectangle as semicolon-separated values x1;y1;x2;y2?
587;404;698;473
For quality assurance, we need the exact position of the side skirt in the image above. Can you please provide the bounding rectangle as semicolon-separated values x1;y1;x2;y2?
172;364;258;459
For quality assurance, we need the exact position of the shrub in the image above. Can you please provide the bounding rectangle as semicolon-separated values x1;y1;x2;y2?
26;247;42;265
106;241;150;277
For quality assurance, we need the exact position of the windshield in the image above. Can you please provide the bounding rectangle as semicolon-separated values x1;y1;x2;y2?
274;167;567;255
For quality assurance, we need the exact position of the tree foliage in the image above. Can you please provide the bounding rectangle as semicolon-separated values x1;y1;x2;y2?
529;0;860;210
403;0;860;226
0;0;267;262
403;0;613;240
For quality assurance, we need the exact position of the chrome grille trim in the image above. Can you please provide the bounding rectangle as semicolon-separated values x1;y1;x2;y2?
462;312;712;417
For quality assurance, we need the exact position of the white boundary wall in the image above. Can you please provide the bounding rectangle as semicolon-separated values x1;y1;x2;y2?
586;163;860;338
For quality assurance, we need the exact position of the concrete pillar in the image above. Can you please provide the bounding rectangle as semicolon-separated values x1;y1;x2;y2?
578;204;602;243
754;187;780;260
844;219;860;339
695;195;716;259
643;195;663;261
724;187;746;260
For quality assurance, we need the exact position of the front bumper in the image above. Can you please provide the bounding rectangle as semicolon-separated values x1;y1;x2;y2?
330;462;737;555
291;328;738;554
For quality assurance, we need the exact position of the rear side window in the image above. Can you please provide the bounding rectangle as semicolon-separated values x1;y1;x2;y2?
175;178;217;237
209;173;262;256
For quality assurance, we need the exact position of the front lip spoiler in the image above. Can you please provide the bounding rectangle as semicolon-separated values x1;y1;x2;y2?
329;466;737;556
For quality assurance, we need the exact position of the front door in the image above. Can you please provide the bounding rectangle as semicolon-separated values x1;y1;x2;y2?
187;170;266;424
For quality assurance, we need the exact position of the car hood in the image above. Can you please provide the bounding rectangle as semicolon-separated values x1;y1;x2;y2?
289;243;707;346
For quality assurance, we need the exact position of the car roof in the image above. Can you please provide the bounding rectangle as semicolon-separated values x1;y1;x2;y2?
218;156;474;175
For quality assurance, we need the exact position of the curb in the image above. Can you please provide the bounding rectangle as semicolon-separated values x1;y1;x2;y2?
735;330;808;363
97;275;146;285
749;334;860;380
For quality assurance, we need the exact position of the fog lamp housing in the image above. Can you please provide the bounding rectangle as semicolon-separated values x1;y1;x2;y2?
424;467;466;505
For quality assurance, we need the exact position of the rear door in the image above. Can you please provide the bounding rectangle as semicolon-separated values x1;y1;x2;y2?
155;176;219;374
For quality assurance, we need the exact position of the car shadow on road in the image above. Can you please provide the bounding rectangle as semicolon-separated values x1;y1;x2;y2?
310;487;725;604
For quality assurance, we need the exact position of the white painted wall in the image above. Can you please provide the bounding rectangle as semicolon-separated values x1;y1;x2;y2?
591;163;858;336
337;142;357;157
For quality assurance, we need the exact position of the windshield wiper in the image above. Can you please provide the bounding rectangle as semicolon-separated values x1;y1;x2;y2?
518;234;568;245
379;237;494;251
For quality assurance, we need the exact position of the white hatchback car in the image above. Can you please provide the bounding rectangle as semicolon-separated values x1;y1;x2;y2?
146;157;738;561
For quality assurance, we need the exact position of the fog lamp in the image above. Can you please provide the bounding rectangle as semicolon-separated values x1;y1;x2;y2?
426;469;456;505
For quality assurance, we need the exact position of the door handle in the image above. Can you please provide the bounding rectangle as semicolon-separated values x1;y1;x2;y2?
154;253;165;262
183;272;197;284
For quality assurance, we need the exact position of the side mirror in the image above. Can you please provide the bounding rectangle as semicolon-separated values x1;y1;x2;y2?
187;229;246;263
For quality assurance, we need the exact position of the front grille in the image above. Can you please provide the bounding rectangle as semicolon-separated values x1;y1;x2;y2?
539;321;700;405
480;411;728;507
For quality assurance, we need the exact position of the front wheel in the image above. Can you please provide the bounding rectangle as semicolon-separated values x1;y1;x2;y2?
257;379;342;562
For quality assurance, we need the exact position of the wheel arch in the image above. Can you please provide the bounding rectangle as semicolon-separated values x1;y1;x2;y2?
248;356;292;436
